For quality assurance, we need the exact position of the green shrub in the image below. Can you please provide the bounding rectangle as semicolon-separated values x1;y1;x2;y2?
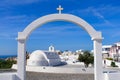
0;59;16;69
106;58;113;61
111;62;118;67
78;51;94;67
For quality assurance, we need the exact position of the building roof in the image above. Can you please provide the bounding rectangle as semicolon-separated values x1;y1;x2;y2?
102;45;112;48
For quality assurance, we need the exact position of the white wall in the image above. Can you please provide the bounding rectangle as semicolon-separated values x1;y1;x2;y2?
116;62;120;68
12;64;94;74
0;73;17;80
1;66;120;80
106;59;120;68
105;60;112;66
104;73;120;80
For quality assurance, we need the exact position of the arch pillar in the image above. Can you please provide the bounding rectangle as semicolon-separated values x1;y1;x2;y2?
17;35;26;80
93;38;103;80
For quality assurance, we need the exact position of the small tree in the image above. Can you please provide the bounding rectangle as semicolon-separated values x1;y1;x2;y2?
26;51;30;60
111;61;118;67
78;51;94;67
0;59;16;69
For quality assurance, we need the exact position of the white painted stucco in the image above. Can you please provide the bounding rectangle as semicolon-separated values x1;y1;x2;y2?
0;73;17;80
27;50;61;66
104;73;120;80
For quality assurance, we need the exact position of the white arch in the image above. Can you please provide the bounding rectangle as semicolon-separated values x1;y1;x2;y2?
17;13;103;80
18;14;102;40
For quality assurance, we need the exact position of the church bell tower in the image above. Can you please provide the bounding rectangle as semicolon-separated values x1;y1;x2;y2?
49;45;55;52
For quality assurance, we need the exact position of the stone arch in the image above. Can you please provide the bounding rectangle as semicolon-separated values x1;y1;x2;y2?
17;13;103;80
18;14;102;40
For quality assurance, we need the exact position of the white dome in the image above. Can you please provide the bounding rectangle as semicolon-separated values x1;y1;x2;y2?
27;50;62;66
29;50;47;61
27;50;49;66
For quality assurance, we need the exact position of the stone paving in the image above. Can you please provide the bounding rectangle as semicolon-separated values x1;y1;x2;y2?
0;68;94;80
26;72;94;80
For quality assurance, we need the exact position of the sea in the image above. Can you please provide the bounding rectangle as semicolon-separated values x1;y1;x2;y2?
0;55;17;59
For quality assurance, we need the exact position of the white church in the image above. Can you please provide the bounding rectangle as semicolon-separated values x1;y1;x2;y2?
27;45;62;66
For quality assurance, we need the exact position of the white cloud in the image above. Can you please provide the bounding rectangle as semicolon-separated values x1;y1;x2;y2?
77;5;120;17
94;5;120;16
70;5;120;28
1;0;43;6
0;25;20;39
4;15;27;19
69;6;120;41
70;6;111;24
0;15;37;39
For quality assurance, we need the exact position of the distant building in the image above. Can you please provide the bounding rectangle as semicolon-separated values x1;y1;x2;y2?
110;42;120;61
60;50;79;63
76;49;84;54
102;45;112;58
5;57;17;62
101;42;120;61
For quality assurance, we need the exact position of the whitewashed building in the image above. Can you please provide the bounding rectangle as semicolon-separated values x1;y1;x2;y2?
110;42;120;61
27;45;62;66
102;45;112;58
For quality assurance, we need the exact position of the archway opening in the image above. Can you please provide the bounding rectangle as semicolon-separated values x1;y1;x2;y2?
26;21;93;79
26;21;93;52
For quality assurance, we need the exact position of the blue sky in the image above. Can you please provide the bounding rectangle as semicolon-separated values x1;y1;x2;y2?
0;0;120;55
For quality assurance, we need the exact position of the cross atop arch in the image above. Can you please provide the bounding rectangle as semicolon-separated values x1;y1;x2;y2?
57;5;63;14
